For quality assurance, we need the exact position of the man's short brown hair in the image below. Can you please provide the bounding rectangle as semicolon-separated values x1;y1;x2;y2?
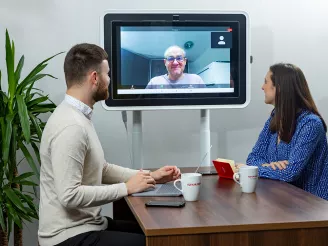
64;43;108;87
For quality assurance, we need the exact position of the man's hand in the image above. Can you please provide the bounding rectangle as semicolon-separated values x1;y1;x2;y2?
150;166;181;184
125;171;156;195
266;160;289;170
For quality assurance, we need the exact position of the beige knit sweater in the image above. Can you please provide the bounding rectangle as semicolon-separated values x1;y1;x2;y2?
38;101;138;246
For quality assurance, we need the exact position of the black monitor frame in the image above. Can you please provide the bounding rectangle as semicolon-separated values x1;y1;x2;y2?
102;12;250;110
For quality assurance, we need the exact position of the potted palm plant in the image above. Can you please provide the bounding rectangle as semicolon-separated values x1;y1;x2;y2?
0;29;62;246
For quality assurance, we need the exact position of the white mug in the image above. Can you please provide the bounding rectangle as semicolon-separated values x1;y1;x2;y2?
233;166;258;193
173;173;202;201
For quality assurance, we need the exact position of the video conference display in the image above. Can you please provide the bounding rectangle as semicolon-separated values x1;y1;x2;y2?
117;26;233;95
103;13;248;108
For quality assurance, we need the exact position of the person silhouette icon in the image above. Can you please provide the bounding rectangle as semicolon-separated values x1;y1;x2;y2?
218;36;225;45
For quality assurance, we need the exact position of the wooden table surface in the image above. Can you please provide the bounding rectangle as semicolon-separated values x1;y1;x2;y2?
114;167;328;246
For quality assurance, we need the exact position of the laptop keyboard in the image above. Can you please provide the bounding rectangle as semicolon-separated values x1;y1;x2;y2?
156;183;181;195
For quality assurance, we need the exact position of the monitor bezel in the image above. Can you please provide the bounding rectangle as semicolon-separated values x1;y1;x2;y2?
101;11;250;111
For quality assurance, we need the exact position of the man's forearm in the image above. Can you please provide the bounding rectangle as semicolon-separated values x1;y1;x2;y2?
56;183;128;208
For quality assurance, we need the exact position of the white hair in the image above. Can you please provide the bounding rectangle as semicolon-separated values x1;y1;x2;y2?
164;45;186;58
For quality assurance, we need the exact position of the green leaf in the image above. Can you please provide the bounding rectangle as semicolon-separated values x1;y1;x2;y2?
30;88;44;94
23;207;38;219
32;103;56;109
29;113;42;140
30;137;40;143
0;163;4;185
7;203;22;228
30;103;57;110
28;212;38;220
0;91;8;104
0;69;2;90
5;168;10;181
23;52;63;88
17;157;25;167
29;90;54;102
32;185;39;200
0;203;6;231
17;50;64;93
13;172;35;182
12;40;15;62
31;141;41;165
17;65;47;93
15;55;24;83
26;96;49;109
16;180;38;186
21;191;35;196
17;211;33;223
0;91;8;117
4;188;27;213
21;193;33;200
17;95;31;143
25;82;34;102
23;207;36;215
30;107;55;114
23;74;57;92
8;124;17;181
7;209;12;238
6;30;16;99
14;190;37;211
18;141;40;178
39;51;64;66
0;117;5;137
2;114;14;165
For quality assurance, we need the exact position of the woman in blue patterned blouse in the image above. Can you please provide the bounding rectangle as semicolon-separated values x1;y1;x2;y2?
241;63;328;200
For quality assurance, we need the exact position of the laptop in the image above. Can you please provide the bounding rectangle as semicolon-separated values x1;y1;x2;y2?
131;182;182;197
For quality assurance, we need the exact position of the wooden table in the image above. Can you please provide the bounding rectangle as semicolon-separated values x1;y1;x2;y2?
113;167;328;246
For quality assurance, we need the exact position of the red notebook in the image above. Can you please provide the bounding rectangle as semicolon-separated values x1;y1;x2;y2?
212;158;236;179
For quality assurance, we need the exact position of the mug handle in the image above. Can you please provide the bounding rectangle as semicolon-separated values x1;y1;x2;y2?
173;179;183;192
233;173;241;185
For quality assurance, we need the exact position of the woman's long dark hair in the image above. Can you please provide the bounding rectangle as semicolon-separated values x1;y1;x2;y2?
269;63;327;143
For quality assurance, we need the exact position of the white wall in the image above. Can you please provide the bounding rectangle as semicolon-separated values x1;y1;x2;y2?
189;48;230;73
2;1;328;245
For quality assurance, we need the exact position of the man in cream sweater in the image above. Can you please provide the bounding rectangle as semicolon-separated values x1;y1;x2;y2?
38;43;180;246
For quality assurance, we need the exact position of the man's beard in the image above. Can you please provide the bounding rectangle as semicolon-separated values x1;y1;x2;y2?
93;81;109;102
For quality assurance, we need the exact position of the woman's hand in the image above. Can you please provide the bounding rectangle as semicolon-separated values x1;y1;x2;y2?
235;163;247;172
266;161;289;170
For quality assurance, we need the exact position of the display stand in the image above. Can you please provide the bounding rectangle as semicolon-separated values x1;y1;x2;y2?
131;109;211;168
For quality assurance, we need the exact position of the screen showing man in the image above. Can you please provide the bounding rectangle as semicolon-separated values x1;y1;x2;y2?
116;25;234;95
104;13;249;108
145;45;206;89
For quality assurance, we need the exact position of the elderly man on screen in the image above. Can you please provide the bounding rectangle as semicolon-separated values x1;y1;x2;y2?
145;45;206;89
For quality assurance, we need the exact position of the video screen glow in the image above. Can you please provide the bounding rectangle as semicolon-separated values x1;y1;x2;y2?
117;26;234;95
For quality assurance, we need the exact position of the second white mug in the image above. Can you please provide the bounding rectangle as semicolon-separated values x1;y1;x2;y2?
233;166;258;193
